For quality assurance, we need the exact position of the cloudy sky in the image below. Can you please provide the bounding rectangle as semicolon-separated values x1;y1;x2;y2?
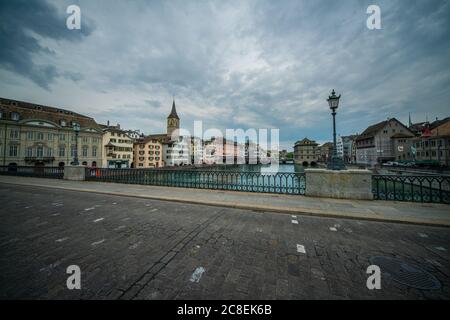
0;0;449;150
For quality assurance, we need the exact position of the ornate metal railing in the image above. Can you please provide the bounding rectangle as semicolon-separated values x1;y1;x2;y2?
372;174;450;203
0;166;64;179
85;168;306;195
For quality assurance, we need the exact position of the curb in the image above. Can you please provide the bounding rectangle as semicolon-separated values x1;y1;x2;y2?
1;179;450;228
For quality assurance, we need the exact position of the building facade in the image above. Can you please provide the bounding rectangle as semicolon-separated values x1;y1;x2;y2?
318;142;333;163
337;135;358;164
0;97;103;168
101;124;134;168
412;135;450;166
355;118;415;166
294;138;319;166
133;99;190;167
133;136;164;168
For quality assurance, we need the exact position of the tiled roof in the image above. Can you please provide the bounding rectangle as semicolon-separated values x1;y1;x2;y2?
136;133;172;144
294;137;318;146
429;117;450;130
0;97;100;129
356;120;388;141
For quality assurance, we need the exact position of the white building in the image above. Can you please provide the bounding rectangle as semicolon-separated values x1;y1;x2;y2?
163;135;191;166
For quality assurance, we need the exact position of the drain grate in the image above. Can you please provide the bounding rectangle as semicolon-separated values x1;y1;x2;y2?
369;256;441;290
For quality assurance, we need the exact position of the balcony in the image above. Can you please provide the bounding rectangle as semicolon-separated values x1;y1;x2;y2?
24;157;55;163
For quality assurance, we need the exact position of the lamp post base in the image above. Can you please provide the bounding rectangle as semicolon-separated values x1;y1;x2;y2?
327;156;346;171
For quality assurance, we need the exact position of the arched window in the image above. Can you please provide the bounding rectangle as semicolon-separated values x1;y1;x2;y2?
91;161;97;167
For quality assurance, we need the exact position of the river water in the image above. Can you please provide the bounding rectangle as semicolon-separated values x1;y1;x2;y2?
200;164;306;173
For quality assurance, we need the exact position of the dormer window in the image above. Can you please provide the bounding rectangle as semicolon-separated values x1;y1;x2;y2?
11;112;19;121
60;119;67;126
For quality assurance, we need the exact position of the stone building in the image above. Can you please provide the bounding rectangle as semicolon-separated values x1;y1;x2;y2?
412;135;450;167
100;123;134;168
318;142;333;163
411;117;450;166
0;97;103;167
355;118;415;166
294;138;319;166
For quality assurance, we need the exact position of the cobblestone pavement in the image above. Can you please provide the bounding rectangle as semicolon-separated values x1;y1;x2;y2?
1;183;449;300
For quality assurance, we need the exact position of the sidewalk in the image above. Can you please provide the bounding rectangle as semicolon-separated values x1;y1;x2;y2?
1;175;449;227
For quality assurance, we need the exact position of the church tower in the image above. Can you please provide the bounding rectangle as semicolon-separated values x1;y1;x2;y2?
167;99;180;137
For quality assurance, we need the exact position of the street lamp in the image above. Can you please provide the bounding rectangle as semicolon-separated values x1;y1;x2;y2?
327;89;346;170
71;122;80;166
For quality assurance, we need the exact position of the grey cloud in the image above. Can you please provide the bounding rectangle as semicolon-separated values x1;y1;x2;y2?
0;0;94;89
0;0;449;149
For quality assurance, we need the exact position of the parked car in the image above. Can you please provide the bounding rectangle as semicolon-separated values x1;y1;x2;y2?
382;161;399;167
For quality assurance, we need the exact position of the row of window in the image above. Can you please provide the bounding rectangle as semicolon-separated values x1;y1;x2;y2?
0;110;83;129
0;111;20;121
109;138;133;144
138;144;161;150
110;132;130;138
414;139;449;149
138;157;161;161
2;145;98;158
416;150;444;158
110;154;131;159
137;163;160;167
5;129;101;144
138;151;161;155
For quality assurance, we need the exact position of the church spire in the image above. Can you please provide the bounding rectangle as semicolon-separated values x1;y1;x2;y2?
167;99;180;137
168;99;179;120
408;112;412;127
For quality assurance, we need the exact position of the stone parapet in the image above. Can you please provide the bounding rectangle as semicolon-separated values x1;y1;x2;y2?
305;169;373;200
63;166;85;181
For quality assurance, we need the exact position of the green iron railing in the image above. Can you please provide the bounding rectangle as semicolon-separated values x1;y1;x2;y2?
0;166;64;179
372;174;450;203
85;168;306;195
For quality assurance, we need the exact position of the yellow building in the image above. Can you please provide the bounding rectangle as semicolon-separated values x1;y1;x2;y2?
101;123;134;168
0;97;103;168
133;135;164;168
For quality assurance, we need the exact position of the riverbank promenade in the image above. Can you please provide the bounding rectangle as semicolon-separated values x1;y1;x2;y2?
1;175;449;227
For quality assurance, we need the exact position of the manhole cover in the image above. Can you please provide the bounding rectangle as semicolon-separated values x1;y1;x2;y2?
369;256;441;290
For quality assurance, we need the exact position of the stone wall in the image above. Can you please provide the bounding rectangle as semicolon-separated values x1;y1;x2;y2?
305;169;373;200
63;166;85;181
